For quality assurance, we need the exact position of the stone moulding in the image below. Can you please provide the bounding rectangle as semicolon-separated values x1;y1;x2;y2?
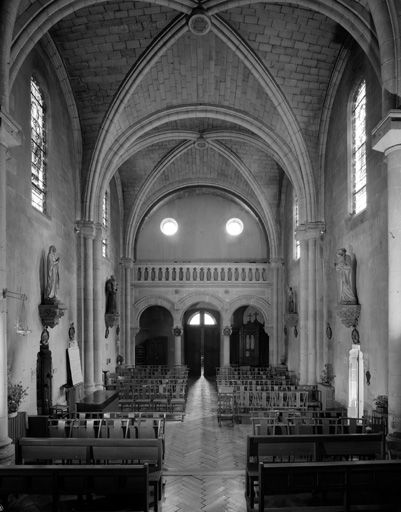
284;313;298;328
336;304;361;328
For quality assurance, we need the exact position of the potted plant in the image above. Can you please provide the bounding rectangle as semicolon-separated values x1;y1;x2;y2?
7;380;28;417
373;394;388;413
320;363;335;385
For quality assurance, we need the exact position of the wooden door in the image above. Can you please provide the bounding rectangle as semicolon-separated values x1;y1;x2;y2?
184;327;202;376
203;327;220;377
145;337;167;365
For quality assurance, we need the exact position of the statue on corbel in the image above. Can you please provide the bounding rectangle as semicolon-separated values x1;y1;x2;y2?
39;245;67;328
105;275;120;338
335;247;361;340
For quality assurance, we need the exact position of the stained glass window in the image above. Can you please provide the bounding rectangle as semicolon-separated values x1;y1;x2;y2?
102;191;108;258
31;77;46;212
294;195;300;259
352;80;367;214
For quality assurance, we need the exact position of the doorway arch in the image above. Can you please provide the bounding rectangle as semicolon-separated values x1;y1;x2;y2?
184;307;220;377
137;306;174;365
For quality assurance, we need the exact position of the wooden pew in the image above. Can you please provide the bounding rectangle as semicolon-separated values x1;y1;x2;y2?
246;433;384;510
258;459;401;511
0;464;149;512
15;437;163;511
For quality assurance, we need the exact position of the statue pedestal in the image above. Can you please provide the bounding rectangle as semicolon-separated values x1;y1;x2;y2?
336;304;361;328
39;300;67;328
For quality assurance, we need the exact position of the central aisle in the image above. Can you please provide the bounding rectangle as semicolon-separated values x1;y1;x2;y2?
161;373;250;511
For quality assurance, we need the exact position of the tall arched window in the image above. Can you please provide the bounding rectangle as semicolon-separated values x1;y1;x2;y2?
351;79;367;215
294;193;300;260
31;77;47;213
102;189;109;258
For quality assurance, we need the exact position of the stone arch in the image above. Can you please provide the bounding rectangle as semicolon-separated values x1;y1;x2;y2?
228;295;271;326
177;292;226;325
133;295;176;327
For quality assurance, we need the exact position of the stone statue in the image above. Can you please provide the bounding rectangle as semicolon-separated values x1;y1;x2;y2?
287;286;295;313
335;248;357;304
105;275;118;314
45;245;60;302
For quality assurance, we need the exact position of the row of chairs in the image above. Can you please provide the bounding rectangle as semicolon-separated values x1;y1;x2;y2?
118;380;187;416
251;414;384;436
235;390;311;412
48;417;163;440
117;364;189;379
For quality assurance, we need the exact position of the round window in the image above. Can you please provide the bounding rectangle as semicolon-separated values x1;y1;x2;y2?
226;218;243;236
160;218;178;236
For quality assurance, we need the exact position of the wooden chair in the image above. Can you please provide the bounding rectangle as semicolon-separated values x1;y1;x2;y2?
217;392;235;427
99;418;128;438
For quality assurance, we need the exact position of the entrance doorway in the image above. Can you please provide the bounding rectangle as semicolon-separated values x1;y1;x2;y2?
184;309;220;377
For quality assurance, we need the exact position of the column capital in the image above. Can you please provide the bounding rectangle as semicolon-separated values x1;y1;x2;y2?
94;222;107;240
295;222;325;241
79;221;96;239
120;257;134;269
172;326;182;336
372;110;401;154
0;107;21;149
222;326;232;336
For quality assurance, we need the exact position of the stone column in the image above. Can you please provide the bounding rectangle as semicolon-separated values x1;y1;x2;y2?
372;110;401;438
305;223;323;384
296;227;309;383
172;326;183;365
0;108;21;463
316;234;325;379
132;327;140;366
121;258;133;365
222;326;232;366
307;236;317;384
270;259;282;365
93;224;106;389
81;222;96;393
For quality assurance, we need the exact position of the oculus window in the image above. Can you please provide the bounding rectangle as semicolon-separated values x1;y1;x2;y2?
161;218;178;236
226;218;243;236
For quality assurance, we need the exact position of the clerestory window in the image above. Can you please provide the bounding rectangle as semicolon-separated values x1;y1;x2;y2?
351;79;367;215
102;190;109;258
294;194;300;260
31;77;47;213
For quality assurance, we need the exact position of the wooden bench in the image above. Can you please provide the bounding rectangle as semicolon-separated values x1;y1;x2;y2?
246;433;384;510
0;464;149;512
258;459;401;511
15;437;163;511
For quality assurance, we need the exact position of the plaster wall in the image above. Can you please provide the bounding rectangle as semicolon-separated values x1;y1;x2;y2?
323;46;386;413
136;195;267;262
6;45;79;413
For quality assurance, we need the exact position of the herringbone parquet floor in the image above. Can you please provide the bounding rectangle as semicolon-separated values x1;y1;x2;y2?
161;373;249;511
7;373;251;511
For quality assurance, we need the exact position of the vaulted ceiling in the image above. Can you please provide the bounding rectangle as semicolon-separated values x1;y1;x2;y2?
12;0;379;257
